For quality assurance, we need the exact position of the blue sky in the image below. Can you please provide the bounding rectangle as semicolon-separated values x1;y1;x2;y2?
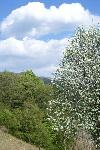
0;0;100;76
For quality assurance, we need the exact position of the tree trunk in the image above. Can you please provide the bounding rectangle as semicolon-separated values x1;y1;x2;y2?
64;131;67;150
39;146;41;150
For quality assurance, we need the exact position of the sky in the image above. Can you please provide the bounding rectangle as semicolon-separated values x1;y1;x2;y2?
0;0;100;77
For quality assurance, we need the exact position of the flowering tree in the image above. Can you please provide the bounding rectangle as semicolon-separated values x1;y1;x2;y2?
49;27;100;149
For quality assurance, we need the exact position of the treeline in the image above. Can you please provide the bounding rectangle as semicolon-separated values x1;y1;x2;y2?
0;71;58;150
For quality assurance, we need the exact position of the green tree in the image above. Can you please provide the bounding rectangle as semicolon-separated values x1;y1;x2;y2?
0;70;56;150
0;70;50;109
49;27;100;149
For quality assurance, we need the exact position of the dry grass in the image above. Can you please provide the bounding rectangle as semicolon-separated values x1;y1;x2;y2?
0;130;39;150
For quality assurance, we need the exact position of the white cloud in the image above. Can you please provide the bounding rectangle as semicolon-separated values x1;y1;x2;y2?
0;2;100;39
0;2;100;76
0;37;25;56
0;37;67;59
0;37;68;76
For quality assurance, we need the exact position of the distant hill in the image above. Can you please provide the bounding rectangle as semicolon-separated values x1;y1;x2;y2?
0;129;40;150
40;77;51;84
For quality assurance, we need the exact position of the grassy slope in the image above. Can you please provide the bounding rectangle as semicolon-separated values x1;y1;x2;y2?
0;130;39;150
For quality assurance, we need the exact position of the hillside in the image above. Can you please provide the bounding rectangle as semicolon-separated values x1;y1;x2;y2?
0;129;39;150
0;71;54;150
39;77;51;84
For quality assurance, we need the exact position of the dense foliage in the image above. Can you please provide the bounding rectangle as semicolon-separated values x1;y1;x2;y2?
0;71;57;150
49;27;100;149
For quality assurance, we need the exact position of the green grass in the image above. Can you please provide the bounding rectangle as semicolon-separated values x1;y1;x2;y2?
0;129;39;150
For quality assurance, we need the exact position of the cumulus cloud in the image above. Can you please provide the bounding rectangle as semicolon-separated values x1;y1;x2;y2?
0;2;100;39
0;37;67;60
0;37;25;56
0;2;100;76
0;37;68;76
